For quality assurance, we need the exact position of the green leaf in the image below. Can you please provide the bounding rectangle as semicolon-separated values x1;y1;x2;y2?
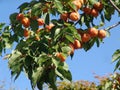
9;13;18;24
32;66;44;88
112;49;120;62
114;59;120;71
38;54;50;65
31;3;42;16
30;19;39;31
65;35;74;43
8;50;24;80
18;2;29;12
54;28;61;36
57;66;72;81
0;23;5;30
62;46;71;53
45;13;50;25
54;0;63;13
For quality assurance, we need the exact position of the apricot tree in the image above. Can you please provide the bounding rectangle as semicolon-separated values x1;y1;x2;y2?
0;0;120;90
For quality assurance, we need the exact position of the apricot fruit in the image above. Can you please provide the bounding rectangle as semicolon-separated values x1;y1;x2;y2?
88;27;98;37
37;18;44;26
93;2;103;11
73;39;82;49
98;29;106;39
24;29;30;37
60;13;69;21
90;9;99;17
69;11;80;21
16;13;24;21
56;52;66;62
21;17;30;28
83;7;91;15
81;33;91;42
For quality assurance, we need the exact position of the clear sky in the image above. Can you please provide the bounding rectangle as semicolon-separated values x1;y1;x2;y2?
0;0;120;90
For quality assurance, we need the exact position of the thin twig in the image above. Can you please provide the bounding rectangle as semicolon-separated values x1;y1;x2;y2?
109;0;120;13
105;21;120;31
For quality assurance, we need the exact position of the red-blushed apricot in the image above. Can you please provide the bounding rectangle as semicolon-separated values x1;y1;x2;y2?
16;13;24;21
88;27;98;37
21;17;30;28
90;9;99;17
60;13;69;21
24;29;30;37
83;7;91;15
93;2;103;11
98;29;106;39
73;39;82;49
69;43;75;55
45;23;54;32
72;0;82;10
37;18;44;26
56;52;66;62
81;33;91;42
69;11;80;21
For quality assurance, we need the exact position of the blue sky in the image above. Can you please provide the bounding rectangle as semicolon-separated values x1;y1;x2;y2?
0;0;120;90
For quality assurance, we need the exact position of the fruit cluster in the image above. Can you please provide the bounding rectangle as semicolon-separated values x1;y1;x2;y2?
15;0;106;63
16;13;55;40
83;1;103;17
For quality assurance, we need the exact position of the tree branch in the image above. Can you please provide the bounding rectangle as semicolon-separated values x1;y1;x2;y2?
109;0;120;13
105;21;120;31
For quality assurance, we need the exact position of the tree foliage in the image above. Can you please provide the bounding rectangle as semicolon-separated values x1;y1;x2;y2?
0;0;120;90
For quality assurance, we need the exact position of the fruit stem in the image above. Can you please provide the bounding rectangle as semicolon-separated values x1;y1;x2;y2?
105;21;120;31
109;0;120;13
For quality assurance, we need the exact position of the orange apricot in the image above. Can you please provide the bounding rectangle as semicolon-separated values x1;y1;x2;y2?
56;52;66;62
93;2;103;11
16;13;24;21
88;27;98;37
98;29;106;39
83;7;91;15
37;18;44;26
45;23;54;32
69;43;75;55
60;13;69;21
81;33;91;42
73;39;82;49
24;29;30;37
90;9;99;17
21;17;30;28
72;0;82;10
69;11;80;21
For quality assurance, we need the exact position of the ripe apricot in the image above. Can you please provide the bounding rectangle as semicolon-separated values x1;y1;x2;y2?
98;29;106;39
88;27;98;37
45;23;54;32
90;9;99;17
81;33;91;42
37;18;44;26
69;11;80;21
16;13;24;21
24;29;30;37
73;39;82;49
60;13;69;21
72;0;82;10
21;17;30;28
69;43;75;55
93;2;103;11
83;7;91;15
56;52;66;62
